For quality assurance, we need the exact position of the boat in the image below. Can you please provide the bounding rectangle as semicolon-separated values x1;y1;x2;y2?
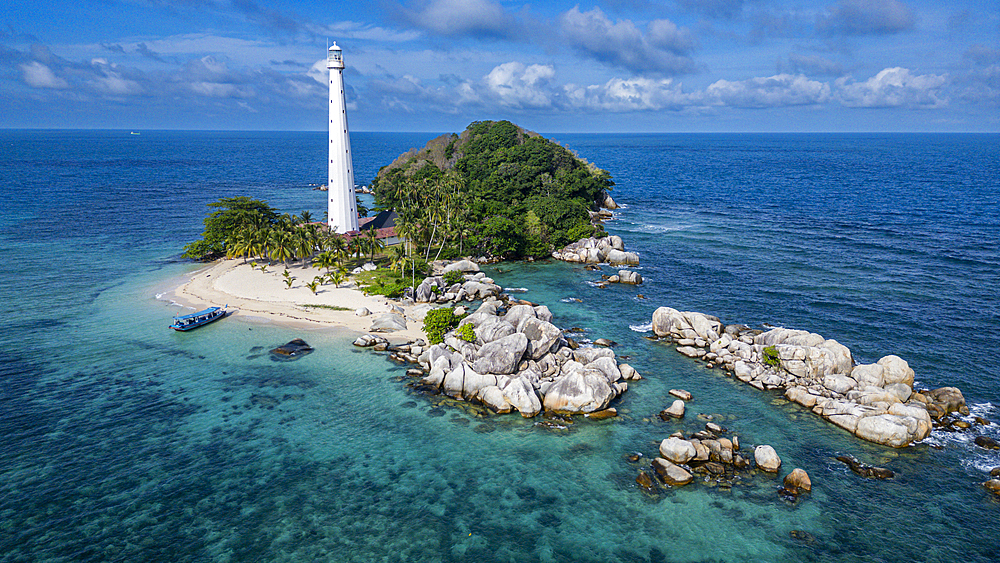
169;305;226;331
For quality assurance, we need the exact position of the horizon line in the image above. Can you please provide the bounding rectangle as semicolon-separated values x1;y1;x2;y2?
2;127;998;135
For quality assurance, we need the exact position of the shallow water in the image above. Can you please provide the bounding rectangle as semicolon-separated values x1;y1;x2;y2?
1;131;998;562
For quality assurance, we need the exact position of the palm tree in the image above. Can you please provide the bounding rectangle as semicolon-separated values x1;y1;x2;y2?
387;244;406;274
328;269;346;288
250;228;270;261
230;229;254;263
299;210;314;224
364;227;384;262
293;227;313;265
312;250;337;273
268;230;295;265
305;279;320;294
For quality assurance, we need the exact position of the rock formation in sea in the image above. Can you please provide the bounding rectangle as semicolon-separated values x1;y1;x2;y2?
649;306;969;448
551;235;640;266
632;418;795;494
357;291;641;417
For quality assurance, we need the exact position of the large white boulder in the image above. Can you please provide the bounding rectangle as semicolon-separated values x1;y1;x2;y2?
443;259;479;273
541;370;616;413
369;313;406;332
754;445;781;472
854;414;914;448
852;363;885;388
659;437;696;464
878;355;914;386
651;307;721;342
502;376;542;417
472;333;528;375
477;385;512;413
824;374;858;395
519;316;563;360
475;316;516;344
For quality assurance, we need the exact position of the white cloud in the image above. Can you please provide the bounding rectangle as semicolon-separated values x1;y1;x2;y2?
559;7;695;75
835;67;948;108
20;61;68;89
89;59;143;96
189;82;254;98
484;62;556;108
400;0;513;37
564;77;691;111
705;74;830;107
310;21;421;42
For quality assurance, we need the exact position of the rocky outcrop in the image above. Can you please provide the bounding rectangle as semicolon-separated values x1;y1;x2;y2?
652;307;723;345
639;424;785;492
552;235;639;266
412;297;639;417
406;269;502;304
649;306;969;448
605;270;642;285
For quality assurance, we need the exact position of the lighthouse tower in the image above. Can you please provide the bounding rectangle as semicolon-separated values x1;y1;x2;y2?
327;42;358;233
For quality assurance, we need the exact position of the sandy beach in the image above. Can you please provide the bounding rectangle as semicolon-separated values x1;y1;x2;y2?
167;259;427;341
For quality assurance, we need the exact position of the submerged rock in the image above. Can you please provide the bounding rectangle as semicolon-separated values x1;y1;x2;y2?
984;479;1000;496
783;468;812;494
270;338;314;360
835;455;894;479
669;389;693;401
636;470;654;491
652;458;693;486
974;436;1000;450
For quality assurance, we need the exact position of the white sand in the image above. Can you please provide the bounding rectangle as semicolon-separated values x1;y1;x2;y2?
167;259;426;341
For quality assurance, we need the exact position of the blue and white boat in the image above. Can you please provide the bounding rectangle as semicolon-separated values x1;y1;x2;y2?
169;305;226;331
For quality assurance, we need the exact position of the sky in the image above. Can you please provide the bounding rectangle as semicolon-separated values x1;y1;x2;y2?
2;0;998;132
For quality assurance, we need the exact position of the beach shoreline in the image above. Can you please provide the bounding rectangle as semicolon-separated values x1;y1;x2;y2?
163;259;426;342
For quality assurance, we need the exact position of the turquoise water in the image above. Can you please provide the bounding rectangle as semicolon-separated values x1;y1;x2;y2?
1;131;998;562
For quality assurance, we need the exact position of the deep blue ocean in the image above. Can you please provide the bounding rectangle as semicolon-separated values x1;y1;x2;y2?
1;130;998;562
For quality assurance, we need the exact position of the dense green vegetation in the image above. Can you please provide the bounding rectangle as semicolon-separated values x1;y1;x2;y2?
182;196;384;268
422;307;466;345
763;346;782;368
371;120;612;260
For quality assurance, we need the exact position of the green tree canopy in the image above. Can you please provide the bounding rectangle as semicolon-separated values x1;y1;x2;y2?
370;120;612;259
183;196;280;260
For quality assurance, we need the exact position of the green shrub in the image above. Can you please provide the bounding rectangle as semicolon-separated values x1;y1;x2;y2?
443;269;465;286
422;307;465;345
354;269;414;298
457;322;476;342
762;346;781;368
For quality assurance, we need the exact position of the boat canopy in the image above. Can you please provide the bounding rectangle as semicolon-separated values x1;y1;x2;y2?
173;307;219;321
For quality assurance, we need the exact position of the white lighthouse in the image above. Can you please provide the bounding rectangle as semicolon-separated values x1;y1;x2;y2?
327;42;358;233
